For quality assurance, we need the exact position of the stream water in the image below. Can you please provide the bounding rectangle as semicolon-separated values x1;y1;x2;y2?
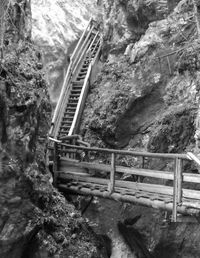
82;197;158;258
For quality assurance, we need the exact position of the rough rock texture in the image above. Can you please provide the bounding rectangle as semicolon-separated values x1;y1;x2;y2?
0;2;106;258
31;0;100;103
79;0;200;257
81;0;199;155
84;199;200;258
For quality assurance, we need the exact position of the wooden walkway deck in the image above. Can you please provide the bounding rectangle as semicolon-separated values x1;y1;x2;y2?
48;139;200;222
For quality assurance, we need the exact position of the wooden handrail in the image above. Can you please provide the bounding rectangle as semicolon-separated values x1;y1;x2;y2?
49;137;62;143
72;34;94;75
59;158;200;183
69;64;92;135
72;24;95;71
187;152;200;167
70;18;93;62
55;142;189;160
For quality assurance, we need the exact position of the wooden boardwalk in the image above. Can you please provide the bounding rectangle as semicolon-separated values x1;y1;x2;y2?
48;139;200;222
48;19;200;222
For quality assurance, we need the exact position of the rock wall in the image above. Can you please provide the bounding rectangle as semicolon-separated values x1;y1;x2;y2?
0;2;106;258
81;0;199;154
79;0;200;257
31;0;100;103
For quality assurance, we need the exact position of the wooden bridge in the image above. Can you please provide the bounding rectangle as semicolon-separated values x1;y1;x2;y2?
48;19;200;222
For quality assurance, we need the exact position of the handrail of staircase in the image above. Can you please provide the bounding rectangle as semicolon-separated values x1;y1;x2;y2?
70;17;93;63
48;137;62;143
49;18;93;136
49;135;90;148
72;31;96;77
68;63;92;135
72;24;95;72
73;31;99;73
49;61;73;135
187;152;200;167
90;37;102;67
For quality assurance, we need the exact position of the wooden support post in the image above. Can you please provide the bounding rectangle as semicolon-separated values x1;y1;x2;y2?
138;156;145;182
177;158;182;204
142;156;145;168
172;158;182;222
72;138;76;159
53;142;59;186
109;153;115;194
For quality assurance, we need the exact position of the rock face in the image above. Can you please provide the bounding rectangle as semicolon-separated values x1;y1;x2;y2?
79;0;200;257
31;0;99;103
0;2;106;258
81;0;199;154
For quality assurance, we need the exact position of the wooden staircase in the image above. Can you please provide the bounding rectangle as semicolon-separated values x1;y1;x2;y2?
49;18;101;140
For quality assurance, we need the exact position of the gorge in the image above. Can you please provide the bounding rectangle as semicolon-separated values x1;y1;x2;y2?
1;0;200;258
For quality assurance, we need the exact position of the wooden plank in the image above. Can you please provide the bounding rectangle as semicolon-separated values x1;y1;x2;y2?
58;184;200;215
59;158;200;183
58;172;200;200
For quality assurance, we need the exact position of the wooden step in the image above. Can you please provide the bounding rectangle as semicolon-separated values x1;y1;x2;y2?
61;118;73;123
80;68;87;72
69;98;79;102
77;73;86;77
73;80;84;84
72;86;82;90
82;64;89;69
62;117;73;121
77;78;85;81
67;103;78;107
78;72;87;76
70;93;80;97
60;123;72;128
60;126;71;131
58;131;70;136
72;81;83;85
65;110;76;114
64;111;75;116
71;90;81;94
61;124;72;129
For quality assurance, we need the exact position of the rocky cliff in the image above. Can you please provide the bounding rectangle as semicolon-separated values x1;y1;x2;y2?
0;2;106;258
79;0;200;257
81;0;199;155
31;0;99;103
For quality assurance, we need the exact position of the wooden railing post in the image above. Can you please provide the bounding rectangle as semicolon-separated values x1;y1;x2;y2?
177;158;182;204
53;142;59;186
172;158;182;222
109;153;115;194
